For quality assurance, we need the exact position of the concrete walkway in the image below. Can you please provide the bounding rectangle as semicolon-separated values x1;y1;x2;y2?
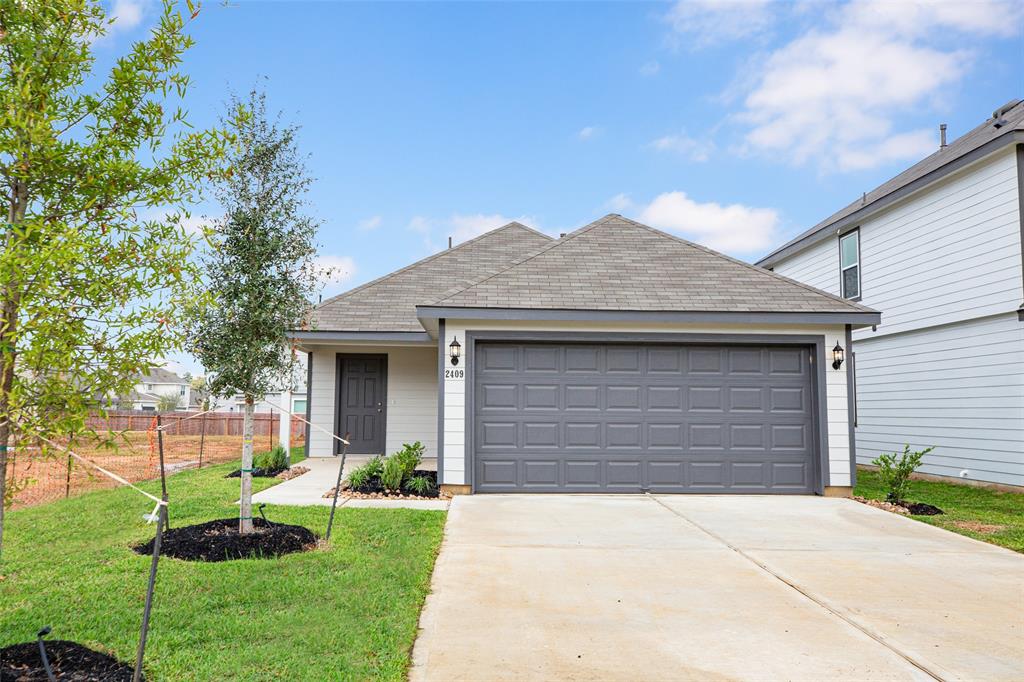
250;456;448;510
410;495;1024;681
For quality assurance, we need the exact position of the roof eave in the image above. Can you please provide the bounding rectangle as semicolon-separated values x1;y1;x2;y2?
416;306;881;329
757;129;1024;269
288;330;434;344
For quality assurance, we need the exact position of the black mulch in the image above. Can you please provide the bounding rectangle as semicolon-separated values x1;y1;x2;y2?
132;518;316;562
225;467;286;478
0;640;137;682
350;469;439;498
904;501;944;516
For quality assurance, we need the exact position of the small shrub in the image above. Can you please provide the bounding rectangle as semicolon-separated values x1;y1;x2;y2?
392;441;425;479
255;445;287;471
872;444;934;505
404;475;436;496
380;455;405;491
346;456;384;489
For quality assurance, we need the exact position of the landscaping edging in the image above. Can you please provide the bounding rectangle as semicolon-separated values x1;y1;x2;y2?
853;496;943;516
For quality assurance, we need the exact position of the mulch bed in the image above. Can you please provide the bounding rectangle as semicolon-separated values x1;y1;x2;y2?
225;466;287;478
324;469;442;500
1;640;137;681
132;518;316;562
854;496;943;516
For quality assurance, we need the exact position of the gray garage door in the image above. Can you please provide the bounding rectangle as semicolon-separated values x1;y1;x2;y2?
473;342;818;494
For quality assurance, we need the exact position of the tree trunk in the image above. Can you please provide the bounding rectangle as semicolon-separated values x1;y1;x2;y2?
239;397;255;534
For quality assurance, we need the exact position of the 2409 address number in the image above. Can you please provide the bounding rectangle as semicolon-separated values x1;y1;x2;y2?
444;368;465;379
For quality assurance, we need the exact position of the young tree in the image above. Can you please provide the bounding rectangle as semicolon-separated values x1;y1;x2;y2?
0;1;231;557
188;91;322;534
156;393;183;413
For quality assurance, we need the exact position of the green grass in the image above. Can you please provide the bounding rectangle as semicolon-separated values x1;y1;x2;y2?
854;468;1024;553
0;454;446;680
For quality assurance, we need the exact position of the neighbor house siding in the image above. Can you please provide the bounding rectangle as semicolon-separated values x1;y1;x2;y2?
771;147;1024;487
853;312;1024;487
306;345;438;458
441;320;851;489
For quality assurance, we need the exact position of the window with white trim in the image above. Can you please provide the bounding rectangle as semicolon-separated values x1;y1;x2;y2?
839;230;860;299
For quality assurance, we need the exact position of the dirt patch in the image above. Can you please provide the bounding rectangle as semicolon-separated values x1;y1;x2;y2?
1;640;137;681
132;518;316;562
952;520;1006;535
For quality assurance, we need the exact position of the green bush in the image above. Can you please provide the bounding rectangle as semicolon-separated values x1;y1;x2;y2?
404;475;436;496
345;458;381;490
380;455;406;492
872;444;934;504
392;441;425;479
254;445;287;471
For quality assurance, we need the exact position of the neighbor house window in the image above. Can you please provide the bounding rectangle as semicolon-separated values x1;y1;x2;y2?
839;229;860;299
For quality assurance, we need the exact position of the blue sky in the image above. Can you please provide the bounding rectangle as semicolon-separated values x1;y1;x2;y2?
99;0;1022;374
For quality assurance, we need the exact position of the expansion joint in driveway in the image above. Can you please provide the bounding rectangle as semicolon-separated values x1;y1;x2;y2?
646;494;948;682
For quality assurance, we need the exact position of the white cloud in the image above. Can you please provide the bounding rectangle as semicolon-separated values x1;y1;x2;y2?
636;191;779;254
111;0;145;31
731;0;1022;171
605;193;635;212
315;255;357;285
357;215;382;231
649;132;714;162
577;126;600;140
639;60;661;76
408;213;538;251
664;0;774;48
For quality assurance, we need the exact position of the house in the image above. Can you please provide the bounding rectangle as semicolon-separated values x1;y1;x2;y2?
291;214;878;496
221;356;308;415
757;99;1024;489
121;368;192;411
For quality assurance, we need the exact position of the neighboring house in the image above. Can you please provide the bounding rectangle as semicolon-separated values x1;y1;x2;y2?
757;99;1024;489
223;357;308;415
290;215;878;496
121;368;192;411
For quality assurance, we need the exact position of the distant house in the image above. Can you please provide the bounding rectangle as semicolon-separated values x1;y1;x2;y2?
757;99;1024;489
120;368;192;412
223;356;308;416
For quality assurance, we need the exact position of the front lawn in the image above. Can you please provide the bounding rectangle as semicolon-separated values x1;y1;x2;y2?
0;457;446;680
855;468;1024;553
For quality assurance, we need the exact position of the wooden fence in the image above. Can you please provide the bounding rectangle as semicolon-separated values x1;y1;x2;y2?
86;410;305;436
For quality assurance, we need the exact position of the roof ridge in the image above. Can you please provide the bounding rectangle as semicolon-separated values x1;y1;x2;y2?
313;222;553;311
431;214;622;304
611;214;875;313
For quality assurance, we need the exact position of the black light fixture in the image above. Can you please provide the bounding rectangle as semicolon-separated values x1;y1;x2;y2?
449;336;462;365
832;341;845;370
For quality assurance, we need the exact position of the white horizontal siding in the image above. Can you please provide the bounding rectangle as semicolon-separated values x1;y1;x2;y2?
441;321;851;488
772;148;1023;339
306;345;438;458
852;313;1024;487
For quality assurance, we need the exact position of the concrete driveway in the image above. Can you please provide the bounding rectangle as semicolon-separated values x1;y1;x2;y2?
410;495;1024;681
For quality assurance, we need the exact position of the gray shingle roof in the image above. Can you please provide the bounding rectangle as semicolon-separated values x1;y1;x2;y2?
432;215;875;314
308;223;553;332
758;98;1024;267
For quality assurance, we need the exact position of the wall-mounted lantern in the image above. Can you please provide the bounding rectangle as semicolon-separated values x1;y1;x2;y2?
449;336;462;366
832;341;845;370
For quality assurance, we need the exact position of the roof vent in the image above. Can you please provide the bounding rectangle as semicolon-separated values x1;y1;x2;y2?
992;99;1021;129
559;232;566;238
939;123;947;148
448;236;452;249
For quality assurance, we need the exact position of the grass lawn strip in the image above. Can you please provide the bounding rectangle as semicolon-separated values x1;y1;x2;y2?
0;454;446;680
855;468;1024;553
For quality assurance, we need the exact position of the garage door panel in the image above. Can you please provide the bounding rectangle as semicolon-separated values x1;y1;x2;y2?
474;342;817;494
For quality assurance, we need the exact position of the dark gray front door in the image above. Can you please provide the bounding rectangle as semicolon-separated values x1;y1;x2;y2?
473;343;817;493
337;354;387;454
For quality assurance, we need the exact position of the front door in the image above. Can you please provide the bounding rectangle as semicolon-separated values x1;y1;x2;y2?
337;354;387;454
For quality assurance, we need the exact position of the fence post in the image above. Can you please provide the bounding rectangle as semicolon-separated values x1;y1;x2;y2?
156;415;170;529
